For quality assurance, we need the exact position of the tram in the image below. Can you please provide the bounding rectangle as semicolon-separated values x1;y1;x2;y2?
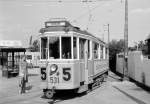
39;18;109;98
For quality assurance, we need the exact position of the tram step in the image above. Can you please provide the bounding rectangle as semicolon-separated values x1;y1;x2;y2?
77;85;88;93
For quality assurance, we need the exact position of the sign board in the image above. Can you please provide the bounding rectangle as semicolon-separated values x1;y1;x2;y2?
0;40;22;47
46;22;66;27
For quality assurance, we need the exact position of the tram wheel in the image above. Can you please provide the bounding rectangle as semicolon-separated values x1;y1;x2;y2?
45;89;54;99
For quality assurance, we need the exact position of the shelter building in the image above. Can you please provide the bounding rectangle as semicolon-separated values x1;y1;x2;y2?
0;40;26;78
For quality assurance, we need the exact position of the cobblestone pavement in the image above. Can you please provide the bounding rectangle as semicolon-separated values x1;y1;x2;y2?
0;69;150;104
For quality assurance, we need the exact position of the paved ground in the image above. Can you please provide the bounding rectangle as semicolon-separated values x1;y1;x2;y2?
0;69;150;104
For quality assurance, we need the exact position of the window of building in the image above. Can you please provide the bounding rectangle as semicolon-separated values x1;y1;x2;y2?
26;55;32;60
62;37;71;59
49;37;60;59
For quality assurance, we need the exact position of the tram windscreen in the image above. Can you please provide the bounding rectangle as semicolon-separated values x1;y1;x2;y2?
62;37;71;59
41;37;48;59
100;45;103;59
49;37;60;59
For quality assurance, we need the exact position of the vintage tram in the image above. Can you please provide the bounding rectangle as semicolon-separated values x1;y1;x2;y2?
39;18;109;98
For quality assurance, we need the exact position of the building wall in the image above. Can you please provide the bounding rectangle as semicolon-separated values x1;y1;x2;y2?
25;52;40;67
142;58;150;86
116;51;150;87
116;53;124;74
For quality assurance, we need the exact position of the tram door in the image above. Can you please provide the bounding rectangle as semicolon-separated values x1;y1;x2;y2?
84;40;89;84
79;39;89;85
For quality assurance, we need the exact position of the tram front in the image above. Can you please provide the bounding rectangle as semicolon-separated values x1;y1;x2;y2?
39;29;79;98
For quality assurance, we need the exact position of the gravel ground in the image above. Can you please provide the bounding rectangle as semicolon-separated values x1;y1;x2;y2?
0;69;150;104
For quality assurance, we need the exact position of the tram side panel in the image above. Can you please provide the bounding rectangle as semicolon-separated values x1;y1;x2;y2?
73;60;108;88
88;60;94;83
94;59;108;78
73;60;94;88
79;60;85;84
73;61;82;88
73;59;107;88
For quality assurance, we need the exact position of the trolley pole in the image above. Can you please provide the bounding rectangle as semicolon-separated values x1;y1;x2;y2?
123;0;128;80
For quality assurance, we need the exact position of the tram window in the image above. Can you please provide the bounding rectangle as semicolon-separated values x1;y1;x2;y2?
49;37;60;59
79;38;86;59
88;40;90;59
73;37;77;59
104;47;106;59
100;45;103;59
62;37;71;59
105;48;108;59
41;37;48;59
93;42;98;59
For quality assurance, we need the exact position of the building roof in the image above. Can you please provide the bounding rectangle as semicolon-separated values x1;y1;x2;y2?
0;47;26;52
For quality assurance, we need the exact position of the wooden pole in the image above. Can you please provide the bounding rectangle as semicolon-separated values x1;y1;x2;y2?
123;0;128;80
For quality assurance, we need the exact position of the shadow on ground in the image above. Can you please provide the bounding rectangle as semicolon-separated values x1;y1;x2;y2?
41;90;87;104
108;74;122;81
113;86;147;104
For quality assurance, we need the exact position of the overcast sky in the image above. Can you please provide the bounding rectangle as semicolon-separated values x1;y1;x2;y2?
0;0;150;47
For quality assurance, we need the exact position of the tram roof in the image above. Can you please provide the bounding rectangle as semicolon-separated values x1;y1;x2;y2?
39;21;106;44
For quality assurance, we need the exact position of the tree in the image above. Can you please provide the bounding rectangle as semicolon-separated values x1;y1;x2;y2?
133;40;148;55
109;39;124;72
29;39;40;52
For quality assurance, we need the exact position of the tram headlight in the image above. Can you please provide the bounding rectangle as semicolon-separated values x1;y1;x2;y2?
50;64;58;75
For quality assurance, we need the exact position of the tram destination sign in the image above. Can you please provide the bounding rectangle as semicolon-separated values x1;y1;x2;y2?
46;21;66;27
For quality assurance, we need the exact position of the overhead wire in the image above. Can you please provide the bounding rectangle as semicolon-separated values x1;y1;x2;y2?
1;0;114;33
86;2;92;30
0;0;112;3
71;3;103;25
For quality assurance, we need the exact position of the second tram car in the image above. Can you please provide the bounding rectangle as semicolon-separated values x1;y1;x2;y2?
39;18;109;98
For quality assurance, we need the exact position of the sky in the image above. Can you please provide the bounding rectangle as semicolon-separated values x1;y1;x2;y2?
0;0;150;47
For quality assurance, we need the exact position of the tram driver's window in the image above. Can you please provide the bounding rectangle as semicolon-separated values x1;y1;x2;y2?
62;37;71;59
73;37;77;59
49;37;60;59
41;37;48;59
79;38;86;59
100;45;103;59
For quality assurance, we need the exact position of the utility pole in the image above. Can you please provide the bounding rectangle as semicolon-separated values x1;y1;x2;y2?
108;24;110;69
107;24;110;72
123;0;128;80
107;23;110;52
104;24;110;44
104;24;110;71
